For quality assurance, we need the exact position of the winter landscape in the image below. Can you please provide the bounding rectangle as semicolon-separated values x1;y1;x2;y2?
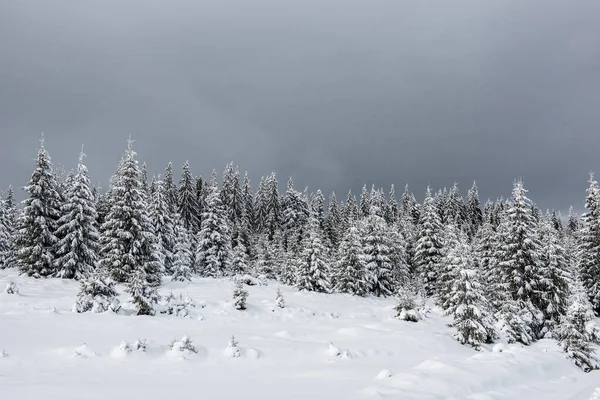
2;1;600;399
0;138;599;399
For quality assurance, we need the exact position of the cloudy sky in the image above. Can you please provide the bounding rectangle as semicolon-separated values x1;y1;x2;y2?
1;0;599;212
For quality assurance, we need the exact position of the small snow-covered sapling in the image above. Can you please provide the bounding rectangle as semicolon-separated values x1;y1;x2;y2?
5;282;18;295
233;281;248;310
225;335;241;358
275;288;285;309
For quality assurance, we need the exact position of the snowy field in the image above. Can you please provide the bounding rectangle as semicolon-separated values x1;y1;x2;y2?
1;269;598;400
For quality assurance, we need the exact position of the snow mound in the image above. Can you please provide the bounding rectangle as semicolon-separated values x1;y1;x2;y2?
73;344;98;359
246;348;261;360
376;369;393;379
0;349;8;358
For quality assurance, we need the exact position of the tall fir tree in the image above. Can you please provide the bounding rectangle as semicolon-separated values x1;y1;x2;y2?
414;187;444;296
466;181;483;240
578;173;600;315
538;217;571;335
54;150;99;280
296;217;331;293
361;205;397;297
0;199;11;268
171;216;193;282
177;161;200;233
163;162;178;214
495;180;545;343
15;136;62;278
335;224;369;296
196;178;232;277
149;179;176;274
98;139;163;286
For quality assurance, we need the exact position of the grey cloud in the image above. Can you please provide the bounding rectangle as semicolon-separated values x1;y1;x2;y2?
1;0;599;213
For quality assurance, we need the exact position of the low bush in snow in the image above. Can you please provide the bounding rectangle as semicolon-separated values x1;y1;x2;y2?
5;282;18;294
224;335;240;358
160;291;195;318
170;335;198;354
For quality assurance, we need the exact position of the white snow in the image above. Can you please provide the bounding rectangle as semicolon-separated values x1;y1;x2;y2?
0;269;599;400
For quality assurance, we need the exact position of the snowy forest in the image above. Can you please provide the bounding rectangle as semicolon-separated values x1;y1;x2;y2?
0;137;599;372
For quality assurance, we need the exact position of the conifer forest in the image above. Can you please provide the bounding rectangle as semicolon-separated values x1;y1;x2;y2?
1;136;599;374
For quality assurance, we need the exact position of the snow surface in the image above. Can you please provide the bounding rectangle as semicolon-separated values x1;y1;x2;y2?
0;270;598;400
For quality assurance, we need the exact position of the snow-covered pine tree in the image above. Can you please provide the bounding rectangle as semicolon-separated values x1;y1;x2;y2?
282;178;309;253
359;184;370;218
312;189;326;231
263;173;281;241
342;189;359;229
325;191;342;249
335;224;369;296
196;178;232;278
98;139;163;287
233;281;248;310
566;206;580;237
0;199;10;268
466;181;483;240
437;224;464;308
177;161;200;233
414;187;444;296
473;222;499;299
385;184;399;224
221;163;244;225
171;217;193;282
444;267;495;350
163;162;178;214
150;179;176;274
127;262;160;315
296;217;331;293
15;136;62;278
231;241;249;277
578;173;600;315
556;277;600;372
360;205;397;297
54;150;100;280
494;180;545;343
538;217;571;336
242;172;256;233
73;265;120;313
275;287;285;308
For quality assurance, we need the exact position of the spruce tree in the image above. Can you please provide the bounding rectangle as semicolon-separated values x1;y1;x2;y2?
296;217;331;293
15;136;62;278
466;181;483;240
54;151;100;280
163;162;177;213
242;172;256;233
196;179;232;277
171;218;193;282
150;179;176;274
578;173;600;315
325;192;342;249
335;224;369;296
221;163;244;224
99;139;163;286
263;173;281;241
231;241;249;277
445;267;495;350
360;206;397;296
0;199;10;268
385;184;399;224
177;161;200;233
360;184;370;218
414;187;444;296
538;218;571;335
495;180;544;343
556;278;600;372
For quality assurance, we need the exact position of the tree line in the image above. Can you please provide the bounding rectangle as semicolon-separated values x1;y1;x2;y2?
0;136;598;370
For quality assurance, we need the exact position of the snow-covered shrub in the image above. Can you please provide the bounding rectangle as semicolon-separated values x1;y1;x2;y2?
134;338;147;352
224;335;240;358
170;335;198;354
233;281;248;310
5;281;18;294
275;288;285;309
234;274;266;287
394;286;422;322
73;269;120;313
0;349;8;358
161;292;195;318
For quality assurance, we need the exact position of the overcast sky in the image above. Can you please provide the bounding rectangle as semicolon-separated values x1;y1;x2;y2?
1;0;599;212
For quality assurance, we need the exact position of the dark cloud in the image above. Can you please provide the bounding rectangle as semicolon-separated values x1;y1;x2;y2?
1;0;600;212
